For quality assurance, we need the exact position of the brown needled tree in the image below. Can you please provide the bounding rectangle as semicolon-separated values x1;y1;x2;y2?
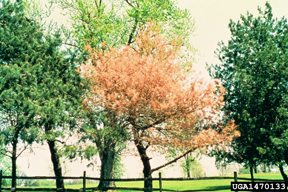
81;22;239;191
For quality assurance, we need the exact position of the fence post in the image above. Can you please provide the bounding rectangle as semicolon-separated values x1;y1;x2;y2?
0;170;2;192
159;172;162;192
83;171;86;192
234;171;237;182
234;171;238;192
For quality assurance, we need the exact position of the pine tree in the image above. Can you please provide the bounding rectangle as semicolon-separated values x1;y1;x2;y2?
0;0;85;189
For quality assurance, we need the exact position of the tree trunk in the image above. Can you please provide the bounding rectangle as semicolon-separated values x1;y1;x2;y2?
254;166;257;173
187;166;191;178
89;110;119;191
11;126;21;189
279;164;288;184
283;151;288;184
279;163;288;183
249;166;254;182
263;163;266;173
185;156;191;178
135;141;152;192
47;140;64;191
45;124;64;191
11;140;17;189
98;142;116;190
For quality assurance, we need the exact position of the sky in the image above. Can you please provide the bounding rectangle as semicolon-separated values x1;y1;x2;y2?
177;0;288;78
15;0;288;177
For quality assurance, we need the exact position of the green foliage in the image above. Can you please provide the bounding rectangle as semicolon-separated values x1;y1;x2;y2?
49;0;196;185
209;2;288;170
0;1;86;187
114;152;124;179
216;162;239;176
0;0;84;145
189;159;205;178
239;167;250;175
0;3;47;183
165;148;205;178
0;0;42;147
53;0;195;63
0;155;12;186
21;0;56;32
24;179;41;187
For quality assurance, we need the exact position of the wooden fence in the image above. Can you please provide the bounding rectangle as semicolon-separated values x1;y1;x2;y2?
0;170;284;192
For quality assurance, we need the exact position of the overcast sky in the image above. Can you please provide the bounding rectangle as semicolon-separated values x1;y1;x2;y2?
177;0;288;79
17;0;288;177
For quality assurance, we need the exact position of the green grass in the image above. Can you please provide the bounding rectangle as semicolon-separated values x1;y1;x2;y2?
113;179;232;192
3;172;286;192
236;172;284;180
66;172;286;192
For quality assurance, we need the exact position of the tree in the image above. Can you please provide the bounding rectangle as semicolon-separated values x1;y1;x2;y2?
165;148;204;178
188;159;205;178
0;0;85;189
177;152;205;178
54;0;195;58
52;0;196;189
74;109;129;188
0;0;46;187
208;2;288;183
35;34;85;191
81;22;239;191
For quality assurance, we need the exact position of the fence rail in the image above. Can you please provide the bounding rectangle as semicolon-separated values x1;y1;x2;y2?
0;171;284;192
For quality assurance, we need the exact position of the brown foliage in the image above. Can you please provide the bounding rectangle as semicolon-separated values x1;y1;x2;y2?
80;22;239;151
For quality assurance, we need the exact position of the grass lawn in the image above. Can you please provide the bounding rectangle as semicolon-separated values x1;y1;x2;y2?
114;179;233;191
66;172;286;192
2;172;286;192
236;172;285;180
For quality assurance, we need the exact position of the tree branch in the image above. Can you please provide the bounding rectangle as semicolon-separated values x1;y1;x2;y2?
124;0;134;7
128;19;138;45
16;145;28;158
0;151;12;158
94;0;99;9
62;42;81;49
87;112;103;152
144;141;150;150
151;148;195;173
141;118;165;130
0;148;12;157
55;139;66;145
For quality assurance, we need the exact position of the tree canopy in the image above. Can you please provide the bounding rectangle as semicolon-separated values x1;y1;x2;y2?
81;22;239;191
54;0;195;50
0;0;85;188
52;0;197;188
209;2;288;182
0;0;48;186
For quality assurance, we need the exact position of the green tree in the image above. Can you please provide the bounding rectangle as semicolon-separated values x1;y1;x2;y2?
35;34;85;191
0;0;85;189
54;0;195;59
166;149;205;178
0;0;46;187
52;0;196;189
71;109;129;188
188;159;205;178
209;2;288;183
